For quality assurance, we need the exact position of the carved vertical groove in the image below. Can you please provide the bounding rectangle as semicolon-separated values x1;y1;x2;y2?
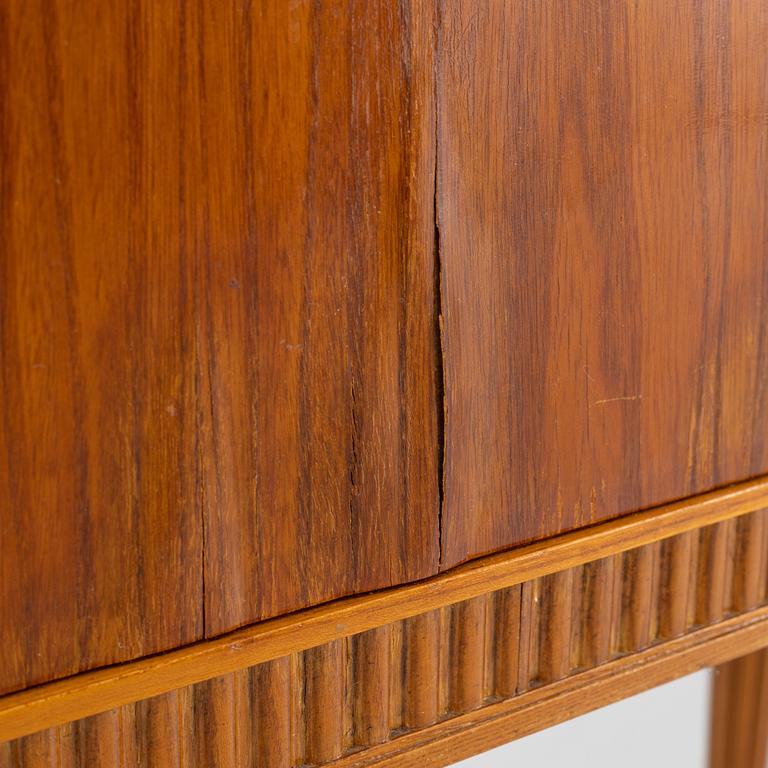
117;705;138;767
303;640;345;764
617;542;660;652
76;710;122;767
252;657;292;767
658;531;695;640
193;673;247;768
695;519;734;624
447;596;487;712
759;509;768;603
388;621;404;732
14;729;60;768
352;626;391;746
516;579;540;693
576;557;616;668
58;723;78;768
134;688;190;768
731;512;766;612
491;586;521;698
233;669;253;768
4;508;768;767
537;570;574;683
401;611;440;728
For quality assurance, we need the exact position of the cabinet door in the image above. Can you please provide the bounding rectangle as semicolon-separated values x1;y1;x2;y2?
438;0;768;566
0;0;440;694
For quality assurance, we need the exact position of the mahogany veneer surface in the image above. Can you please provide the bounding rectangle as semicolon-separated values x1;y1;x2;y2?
0;0;440;695
439;0;768;566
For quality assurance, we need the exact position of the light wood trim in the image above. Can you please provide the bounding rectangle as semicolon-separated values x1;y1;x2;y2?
1;476;767;742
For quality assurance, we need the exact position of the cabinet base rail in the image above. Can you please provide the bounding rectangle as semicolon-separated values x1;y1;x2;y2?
2;477;768;766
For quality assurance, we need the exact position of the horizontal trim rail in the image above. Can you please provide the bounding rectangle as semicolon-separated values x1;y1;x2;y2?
2;475;768;742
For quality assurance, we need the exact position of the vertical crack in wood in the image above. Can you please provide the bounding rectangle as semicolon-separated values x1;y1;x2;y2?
432;0;446;569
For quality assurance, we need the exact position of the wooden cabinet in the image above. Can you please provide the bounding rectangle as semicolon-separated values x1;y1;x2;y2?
2;1;768;766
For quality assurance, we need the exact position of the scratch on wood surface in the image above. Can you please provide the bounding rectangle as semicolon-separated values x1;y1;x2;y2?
591;395;643;407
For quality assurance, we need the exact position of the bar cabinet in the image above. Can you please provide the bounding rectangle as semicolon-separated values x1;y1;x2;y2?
2;1;768;765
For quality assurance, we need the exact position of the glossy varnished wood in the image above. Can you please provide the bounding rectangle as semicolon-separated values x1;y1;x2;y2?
4;504;768;766
5;10;768;768
710;649;768;768
0;0;202;695
0;0;440;693
438;0;768;566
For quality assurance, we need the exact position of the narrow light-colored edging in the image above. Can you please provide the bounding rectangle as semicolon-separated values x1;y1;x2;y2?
1;475;767;742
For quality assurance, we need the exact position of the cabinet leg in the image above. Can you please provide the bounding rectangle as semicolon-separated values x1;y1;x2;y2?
710;649;768;768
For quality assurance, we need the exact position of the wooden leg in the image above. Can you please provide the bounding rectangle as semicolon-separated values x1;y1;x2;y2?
710;649;768;768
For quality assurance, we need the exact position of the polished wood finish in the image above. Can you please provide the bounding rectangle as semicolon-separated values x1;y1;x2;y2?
4;614;768;768
0;0;440;695
196;0;440;634
710;649;768;768
438;0;768;567
339;610;768;768
4;1;768;764
2;477;765;743
4;505;768;766
0;0;203;696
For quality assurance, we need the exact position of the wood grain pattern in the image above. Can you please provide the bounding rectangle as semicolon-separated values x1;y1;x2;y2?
2;476;766;743
0;0;202;696
3;614;768;768
338;609;768;768
710;649;768;768
401;611;441;730
252;658;292;767
4;505;768;766
353;626;392;746
438;0;768;567
196;0;440;634
0;0;440;694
